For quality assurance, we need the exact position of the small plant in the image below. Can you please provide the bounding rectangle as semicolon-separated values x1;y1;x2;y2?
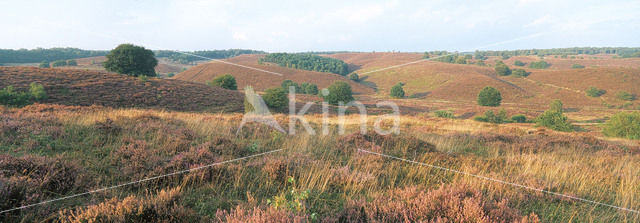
268;177;311;214
616;91;635;101
572;64;585;69
603;112;640;139
207;74;237;90
477;86;502;107
29;82;47;101
390;82;405;98
586;87;606;97
434;110;455;119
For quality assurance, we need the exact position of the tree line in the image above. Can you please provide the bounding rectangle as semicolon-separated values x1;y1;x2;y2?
259;53;349;76
0;48;107;63
155;49;266;64
472;47;640;58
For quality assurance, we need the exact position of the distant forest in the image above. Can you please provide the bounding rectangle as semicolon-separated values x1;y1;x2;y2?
155;49;266;64
0;48;108;63
259;53;349;75
471;47;640;58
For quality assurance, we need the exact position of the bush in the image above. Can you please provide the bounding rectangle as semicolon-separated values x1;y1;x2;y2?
434;110;455;119
52;60;67;67
207;74;237;90
323;81;354;105
477;87;502;107
474;109;507;124
513;60;525;66
536;100;573;132
572;64;585;69
586;87;606;97
511;114;527;123
104;43;158;76
67;60;78;66
39;61;50;68
29;82;47;101
167;72;175;77
616;91;635;101
494;62;511;76
300;83;318;95
512;69;529;77
0;86;34;107
528;61;550;69
390;83;405;98
603;112;640;139
281;79;300;93
348;73;359;82
262;87;288;111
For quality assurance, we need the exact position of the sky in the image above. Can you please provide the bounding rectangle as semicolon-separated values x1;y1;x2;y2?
1;0;639;52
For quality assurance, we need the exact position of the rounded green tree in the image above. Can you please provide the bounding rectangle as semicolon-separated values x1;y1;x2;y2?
495;62;511;76
104;44;158;77
323;81;354;105
262;87;288;111
390;83;405;98
477;87;502;107
207;74;237;90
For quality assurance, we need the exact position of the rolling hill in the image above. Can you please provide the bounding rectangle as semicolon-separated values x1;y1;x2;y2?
0;67;243;112
173;54;375;94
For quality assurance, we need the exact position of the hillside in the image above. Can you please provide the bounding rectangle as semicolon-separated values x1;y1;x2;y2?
173;54;375;94
0;67;243;112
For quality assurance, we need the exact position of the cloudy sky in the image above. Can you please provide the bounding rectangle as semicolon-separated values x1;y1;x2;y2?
1;0;638;52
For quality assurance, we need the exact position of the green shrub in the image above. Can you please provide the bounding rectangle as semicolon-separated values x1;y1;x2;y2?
434;110;455;119
207;74;237;90
67;60;78;66
494;62;511;76
29;82;47;101
476;60;486;66
513;60;525;66
477;87;502;107
586;87;606;97
348;73;359;82
39;61;50;68
167;72;175;77
616;91;635;101
302;83;318;95
390;83;405;98
510;114;527;123
511;69;529;77
323;81;354;105
528;61;550;69
535;100;573;132
281;80;300;93
262;87;288;111
0;86;33;107
572;64;585;69
474;109;507;124
52;60;67;67
550;99;563;113
603;112;640;139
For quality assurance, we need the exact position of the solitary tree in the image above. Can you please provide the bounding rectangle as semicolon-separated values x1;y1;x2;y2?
477;87;502;107
104;44;158;76
323;81;354;105
262;87;288;111
390;82;405;98
495;62;511;76
207;74;237;90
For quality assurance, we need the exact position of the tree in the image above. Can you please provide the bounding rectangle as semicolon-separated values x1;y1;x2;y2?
67;60;78;66
528;61;550;69
536;100;573;132
323;81;354;105
390;83;405;98
495;62;511;76
513;60;525;66
512;69;529;77
302;83;318;95
104;44;158;76
603;112;640;139
207;74;237;90
262;87;288;111
586;87;606;97
511;114;527;123
281;80;300;93
477;87;502;107
52;60;67;67
39;61;50;68
348;73;359;82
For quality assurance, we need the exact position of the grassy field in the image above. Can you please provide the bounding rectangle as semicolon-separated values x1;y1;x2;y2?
1;104;638;222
